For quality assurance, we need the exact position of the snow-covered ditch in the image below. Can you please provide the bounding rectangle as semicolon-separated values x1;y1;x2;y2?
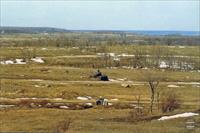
158;112;199;121
0;59;26;65
0;57;45;65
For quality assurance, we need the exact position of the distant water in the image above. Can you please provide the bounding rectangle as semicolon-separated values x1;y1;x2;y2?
125;30;200;36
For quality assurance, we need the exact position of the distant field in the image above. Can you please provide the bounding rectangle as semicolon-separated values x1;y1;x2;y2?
0;33;199;132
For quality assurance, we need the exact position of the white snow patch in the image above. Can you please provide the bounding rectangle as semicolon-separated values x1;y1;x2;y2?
113;57;120;61
178;46;185;49
0;105;15;108
31;57;44;63
34;85;40;88
77;96;90;100
167;85;180;88
1;59;26;65
85;103;93;106
41;48;47;50
110;98;119;101
15;59;26;64
158;112;199;121
117;78;127;81
53;98;63;100
177;82;200;85
59;106;69;109
0;60;14;64
159;61;169;68
108;103;113;106
109;79;120;82
118;53;135;57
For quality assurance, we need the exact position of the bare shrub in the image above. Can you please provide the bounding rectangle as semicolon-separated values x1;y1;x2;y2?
129;108;149;122
161;91;180;113
55;118;73;133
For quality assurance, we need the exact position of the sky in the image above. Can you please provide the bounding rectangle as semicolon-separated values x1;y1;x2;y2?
0;0;199;31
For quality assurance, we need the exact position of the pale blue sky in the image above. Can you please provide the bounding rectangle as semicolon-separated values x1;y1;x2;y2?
1;0;199;31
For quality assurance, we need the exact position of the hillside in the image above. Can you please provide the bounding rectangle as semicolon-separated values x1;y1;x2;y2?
0;26;70;34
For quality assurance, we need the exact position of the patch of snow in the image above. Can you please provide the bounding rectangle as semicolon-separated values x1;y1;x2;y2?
15;59;26;64
31;57;44;63
117;78;127;81
53;98;63;100
34;85;40;88
177;82;200;85
41;48;47;50
194;85;200;88
159;61;169;68
5;60;14;64
72;47;79;49
1;59;26;65
142;67;148;70
31;79;44;81
109;79;119;82
108;103;113;106
113;57;120;61
97;53;105;56
59;106;69;109
0;60;14;64
118;53;135;57
85;103;93;106
77;96;90;100
178;46;185;49
168;46;176;48
122;66;134;69
110;98;118;101
86;96;92;100
167;85;180;88
158;112;199;121
0;105;15;108
108;53;115;57
121;83;131;88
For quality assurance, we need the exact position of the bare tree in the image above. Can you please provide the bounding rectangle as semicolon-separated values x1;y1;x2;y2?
132;47;146;68
143;71;163;113
148;79;159;113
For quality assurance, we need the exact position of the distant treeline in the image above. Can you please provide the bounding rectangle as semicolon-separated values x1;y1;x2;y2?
1;33;199;47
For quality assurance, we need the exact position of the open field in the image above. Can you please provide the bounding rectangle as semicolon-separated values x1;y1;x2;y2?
0;33;200;132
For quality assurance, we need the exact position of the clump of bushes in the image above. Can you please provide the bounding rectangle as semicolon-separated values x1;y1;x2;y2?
161;90;180;113
128;108;150;122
